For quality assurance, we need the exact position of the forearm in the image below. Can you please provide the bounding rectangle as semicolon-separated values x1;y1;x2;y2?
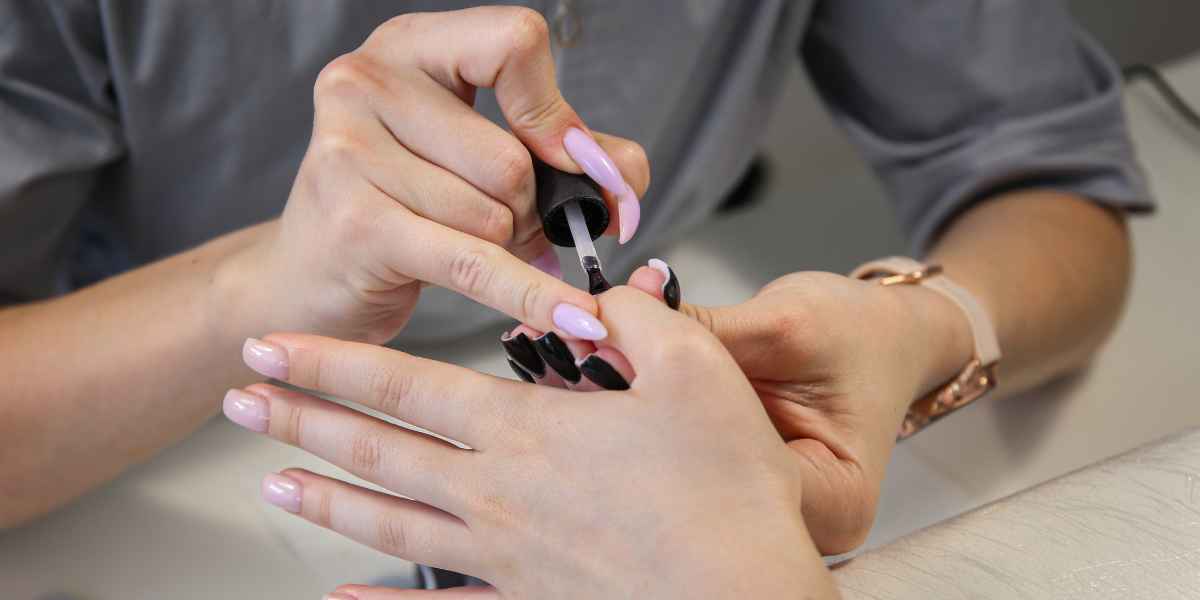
920;190;1132;396
0;222;273;526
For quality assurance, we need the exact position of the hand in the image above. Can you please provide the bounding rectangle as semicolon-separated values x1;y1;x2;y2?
504;262;972;555
223;287;838;599
219;6;650;344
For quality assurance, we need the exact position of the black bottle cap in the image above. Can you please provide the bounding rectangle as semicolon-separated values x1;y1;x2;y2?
534;156;609;248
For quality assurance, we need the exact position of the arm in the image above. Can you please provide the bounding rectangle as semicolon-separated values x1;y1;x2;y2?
0;224;271;526
1;7;649;527
918;190;1132;397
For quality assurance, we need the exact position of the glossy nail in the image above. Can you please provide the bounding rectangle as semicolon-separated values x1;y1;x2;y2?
563;128;627;197
243;337;288;380
531;248;563;280
648;258;681;310
507;359;536;383
552;303;608;340
617;183;641;244
579;355;631;390
325;593;357;600
534;332;582;383
501;332;545;377
223;389;268;433
261;472;301;513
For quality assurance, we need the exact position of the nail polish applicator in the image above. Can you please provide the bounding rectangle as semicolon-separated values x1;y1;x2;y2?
534;156;612;295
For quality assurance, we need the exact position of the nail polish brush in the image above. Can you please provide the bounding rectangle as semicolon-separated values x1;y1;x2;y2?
534;156;612;294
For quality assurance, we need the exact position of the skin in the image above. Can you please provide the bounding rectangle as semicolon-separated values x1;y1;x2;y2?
0;7;649;527
231;287;841;600
517;189;1131;554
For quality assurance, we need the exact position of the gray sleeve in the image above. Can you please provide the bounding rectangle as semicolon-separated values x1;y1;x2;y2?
0;1;124;303
801;0;1153;254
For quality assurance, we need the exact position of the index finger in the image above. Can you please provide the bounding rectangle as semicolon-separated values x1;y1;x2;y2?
376;208;606;340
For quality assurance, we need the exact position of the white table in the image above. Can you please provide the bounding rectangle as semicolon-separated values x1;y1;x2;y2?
3;52;1199;600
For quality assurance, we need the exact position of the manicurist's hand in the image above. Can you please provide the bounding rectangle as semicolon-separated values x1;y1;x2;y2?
507;263;973;555
224;287;839;599
223;6;649;345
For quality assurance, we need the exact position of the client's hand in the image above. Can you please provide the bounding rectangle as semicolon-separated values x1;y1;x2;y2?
225;287;838;599
505;263;971;555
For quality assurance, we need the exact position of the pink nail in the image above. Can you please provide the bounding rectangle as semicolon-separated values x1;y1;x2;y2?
531;248;563;280
563;128;627;196
325;593;357;600
262;472;302;513
617;184;641;244
552;303;608;340
243;337;288;380
223;389;269;433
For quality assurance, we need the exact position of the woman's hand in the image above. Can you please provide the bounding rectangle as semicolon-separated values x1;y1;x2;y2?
220;6;649;344
224;287;838;599
505;263;973;555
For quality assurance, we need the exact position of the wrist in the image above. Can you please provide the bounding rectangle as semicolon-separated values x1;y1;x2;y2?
210;221;287;341
888;282;976;397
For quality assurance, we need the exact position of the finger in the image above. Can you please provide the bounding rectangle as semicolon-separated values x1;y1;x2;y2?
331;584;499;600
592;286;728;371
501;324;566;388
239;384;467;511
371;209;605;339
242;334;525;447
784;438;876;555
532;330;595;386
309;73;525;249
361;72;543;244
263;468;478;574
591;132;649;242
626;260;681;310
576;346;634;391
372;7;583;172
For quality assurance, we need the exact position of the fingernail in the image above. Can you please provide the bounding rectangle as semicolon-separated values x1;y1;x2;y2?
552;303;608;341
579;355;631;391
261;472;302;513
647;258;681;310
533;332;582;383
501;332;546;377
325;593;357;600
243;337;289;380
563;127;628;196
531;248;562;280
506;359;536;383
617;183;641;245
223;389;269;433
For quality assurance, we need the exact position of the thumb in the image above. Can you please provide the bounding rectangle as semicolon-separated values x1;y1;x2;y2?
626;262;744;347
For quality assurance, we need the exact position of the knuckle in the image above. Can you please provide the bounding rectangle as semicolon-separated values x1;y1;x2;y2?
447;245;500;297
504;8;550;57
308;133;365;172
376;514;410;557
517;280;545;324
489;144;535;204
378;12;421;38
349;431;383;474
281;403;306;447
479;203;516;247
313;484;335;529
365;364;417;415
509;93;567;133
314;53;376;104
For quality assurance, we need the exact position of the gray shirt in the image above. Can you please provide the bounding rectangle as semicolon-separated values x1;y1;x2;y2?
0;1;1151;340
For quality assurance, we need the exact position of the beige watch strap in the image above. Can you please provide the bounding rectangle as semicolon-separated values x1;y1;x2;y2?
851;257;1001;365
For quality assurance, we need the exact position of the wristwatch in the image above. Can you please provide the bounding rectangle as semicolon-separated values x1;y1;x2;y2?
850;257;1002;440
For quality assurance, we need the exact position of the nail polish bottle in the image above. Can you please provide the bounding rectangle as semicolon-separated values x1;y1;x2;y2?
533;156;612;294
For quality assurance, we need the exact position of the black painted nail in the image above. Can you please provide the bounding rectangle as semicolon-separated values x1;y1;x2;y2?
506;358;536;383
534;332;581;383
500;332;545;377
579;355;630;390
649;258;681;310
